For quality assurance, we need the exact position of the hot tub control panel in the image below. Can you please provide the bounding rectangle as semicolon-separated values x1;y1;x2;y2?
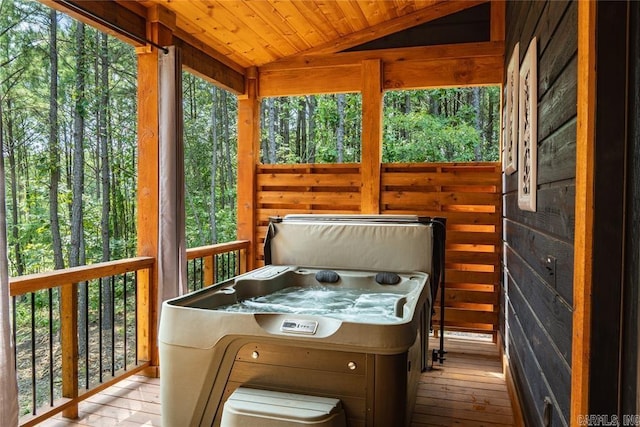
280;319;318;335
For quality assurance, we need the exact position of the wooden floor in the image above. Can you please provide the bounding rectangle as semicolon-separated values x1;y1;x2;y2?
42;336;516;427
413;336;516;427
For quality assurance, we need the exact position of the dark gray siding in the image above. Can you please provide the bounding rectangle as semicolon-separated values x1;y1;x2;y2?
502;1;576;426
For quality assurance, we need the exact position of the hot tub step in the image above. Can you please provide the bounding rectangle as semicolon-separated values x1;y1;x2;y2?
221;387;346;427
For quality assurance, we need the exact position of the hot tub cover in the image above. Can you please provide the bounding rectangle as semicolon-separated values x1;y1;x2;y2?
264;214;434;274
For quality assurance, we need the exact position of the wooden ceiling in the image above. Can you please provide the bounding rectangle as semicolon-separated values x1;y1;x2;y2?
43;0;503;95
135;0;490;69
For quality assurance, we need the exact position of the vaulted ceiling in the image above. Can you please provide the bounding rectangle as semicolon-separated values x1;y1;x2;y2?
135;0;490;69
42;0;504;95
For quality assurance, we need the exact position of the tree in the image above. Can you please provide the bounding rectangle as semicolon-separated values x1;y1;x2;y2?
98;31;112;329
48;9;64;270
69;21;85;269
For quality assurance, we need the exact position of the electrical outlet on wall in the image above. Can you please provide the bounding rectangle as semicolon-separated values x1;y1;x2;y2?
545;255;557;288
543;396;553;426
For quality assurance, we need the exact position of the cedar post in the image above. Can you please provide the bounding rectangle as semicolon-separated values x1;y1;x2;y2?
136;6;174;376
204;255;215;286
571;0;596;422
361;59;383;214
237;67;260;269
60;282;78;418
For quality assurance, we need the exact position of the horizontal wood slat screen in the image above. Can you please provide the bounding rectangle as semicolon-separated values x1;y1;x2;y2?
254;162;502;336
382;162;501;336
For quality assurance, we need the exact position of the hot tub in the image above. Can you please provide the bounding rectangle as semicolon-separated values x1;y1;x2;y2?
159;215;443;426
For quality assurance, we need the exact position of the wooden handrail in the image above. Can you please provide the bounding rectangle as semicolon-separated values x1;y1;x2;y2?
9;256;155;297
186;239;250;260
186;240;250;287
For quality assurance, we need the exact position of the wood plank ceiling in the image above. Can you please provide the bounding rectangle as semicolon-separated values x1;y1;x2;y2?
135;0;488;69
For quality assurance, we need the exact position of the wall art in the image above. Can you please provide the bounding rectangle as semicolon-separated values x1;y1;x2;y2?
518;37;537;212
503;42;519;175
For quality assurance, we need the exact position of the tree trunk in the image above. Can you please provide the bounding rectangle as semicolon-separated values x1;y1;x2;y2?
99;32;112;329
4;99;23;276
209;86;218;243
267;97;276;164
71;22;87;354
306;96;316;163
48;9;64;271
70;21;86;268
222;90;233;208
336;94;345;163
472;87;482;161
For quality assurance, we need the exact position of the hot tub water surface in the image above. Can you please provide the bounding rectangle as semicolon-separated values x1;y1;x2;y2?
216;285;405;323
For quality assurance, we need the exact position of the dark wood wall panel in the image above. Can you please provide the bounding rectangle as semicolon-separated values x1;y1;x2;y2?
504;220;574;305
507;303;567;427
537;118;576;185
502;1;576;425
505;246;572;364
507;268;571;419
503;186;575;243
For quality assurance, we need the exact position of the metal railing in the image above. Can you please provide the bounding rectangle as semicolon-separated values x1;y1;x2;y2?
11;240;249;426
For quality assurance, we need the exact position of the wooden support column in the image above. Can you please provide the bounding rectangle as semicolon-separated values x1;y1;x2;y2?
490;0;505;42
204;256;215;286
237;67;259;269
60;282;78;418
571;0;596;422
136;7;173;376
361;59;383;214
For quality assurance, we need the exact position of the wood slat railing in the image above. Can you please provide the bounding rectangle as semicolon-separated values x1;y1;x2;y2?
11;257;155;426
11;240;249;426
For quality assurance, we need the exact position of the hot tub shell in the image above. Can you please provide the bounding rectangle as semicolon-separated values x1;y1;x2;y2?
159;215;443;426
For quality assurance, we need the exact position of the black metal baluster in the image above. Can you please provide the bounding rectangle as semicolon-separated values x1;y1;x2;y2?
124;272;128;371
84;281;89;389
134;271;138;364
12;296;16;371
111;275;115;376
30;292;36;415
226;252;231;280
48;288;53;406
215;254;219;282
98;279;103;383
192;259;196;291
233;251;237;276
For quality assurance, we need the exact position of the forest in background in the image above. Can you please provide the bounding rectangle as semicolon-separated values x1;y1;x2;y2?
260;87;499;164
1;0;499;278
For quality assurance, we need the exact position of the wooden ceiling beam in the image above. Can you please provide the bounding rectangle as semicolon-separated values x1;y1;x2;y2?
258;53;503;97
42;0;147;47
175;38;245;95
292;0;488;56
260;41;504;71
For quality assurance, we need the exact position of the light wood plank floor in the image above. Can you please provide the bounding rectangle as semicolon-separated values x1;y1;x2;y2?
42;336;515;427
413;336;515;427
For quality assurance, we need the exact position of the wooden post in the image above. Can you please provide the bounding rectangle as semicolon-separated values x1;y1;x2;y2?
135;8;173;376
490;0;505;42
237;67;259;270
239;249;248;275
571;0;596;423
360;59;383;214
60;282;78;418
204;255;215;286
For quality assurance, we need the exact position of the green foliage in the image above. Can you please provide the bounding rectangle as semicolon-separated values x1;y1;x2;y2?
1;0;139;275
260;87;500;165
183;72;238;247
383;87;500;163
261;94;362;164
